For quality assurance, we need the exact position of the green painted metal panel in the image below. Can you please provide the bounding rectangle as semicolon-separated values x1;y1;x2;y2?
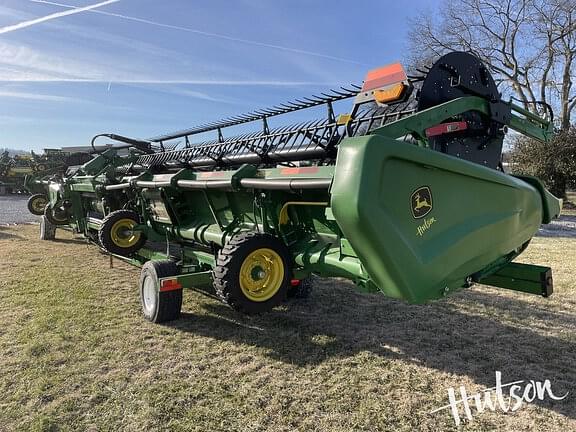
513;175;562;224
340;238;357;257
166;271;213;289
479;262;553;297
69;183;98;192
331;134;550;304
294;244;368;282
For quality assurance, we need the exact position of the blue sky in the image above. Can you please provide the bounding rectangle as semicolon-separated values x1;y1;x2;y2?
0;0;431;152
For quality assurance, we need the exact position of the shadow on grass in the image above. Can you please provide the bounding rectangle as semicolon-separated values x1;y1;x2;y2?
168;281;576;419
0;228;25;240
51;237;86;245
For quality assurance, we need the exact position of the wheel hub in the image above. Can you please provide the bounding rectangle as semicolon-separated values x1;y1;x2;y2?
239;248;284;302
32;197;47;213
110;218;141;248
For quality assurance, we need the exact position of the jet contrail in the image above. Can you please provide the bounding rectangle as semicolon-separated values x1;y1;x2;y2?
0;0;120;35
29;0;366;65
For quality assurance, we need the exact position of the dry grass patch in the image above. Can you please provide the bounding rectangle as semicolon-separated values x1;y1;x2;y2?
0;224;575;431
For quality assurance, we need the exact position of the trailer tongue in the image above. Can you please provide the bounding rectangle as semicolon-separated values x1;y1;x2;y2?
44;52;561;322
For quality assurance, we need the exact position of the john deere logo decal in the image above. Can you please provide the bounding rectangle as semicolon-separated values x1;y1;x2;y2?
411;186;433;219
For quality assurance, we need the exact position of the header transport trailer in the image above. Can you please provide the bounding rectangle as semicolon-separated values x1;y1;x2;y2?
43;52;561;323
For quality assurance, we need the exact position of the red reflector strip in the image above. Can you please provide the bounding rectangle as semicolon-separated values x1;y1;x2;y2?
361;63;407;92
290;279;300;286
425;121;468;138
280;167;319;175
198;171;226;179
160;278;182;292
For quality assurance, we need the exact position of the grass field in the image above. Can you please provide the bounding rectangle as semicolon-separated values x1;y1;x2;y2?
0;216;575;431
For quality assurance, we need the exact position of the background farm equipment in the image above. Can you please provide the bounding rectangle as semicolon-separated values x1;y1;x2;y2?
41;136;168;241
0;147;92;209
24;148;114;216
43;52;561;323
0;151;35;194
25;149;94;191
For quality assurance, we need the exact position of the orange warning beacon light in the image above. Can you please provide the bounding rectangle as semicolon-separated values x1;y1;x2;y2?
354;62;410;106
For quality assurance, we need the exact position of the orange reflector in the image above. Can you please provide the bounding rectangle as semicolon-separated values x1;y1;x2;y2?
160;278;182;292
361;63;407;92
374;83;406;104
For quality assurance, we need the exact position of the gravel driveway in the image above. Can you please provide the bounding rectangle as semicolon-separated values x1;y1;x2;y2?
0;195;39;224
538;214;576;238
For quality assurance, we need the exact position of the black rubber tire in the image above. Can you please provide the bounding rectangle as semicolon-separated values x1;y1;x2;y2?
139;260;182;323
287;276;314;299
39;215;56;240
98;209;146;256
213;232;292;314
86;229;100;246
27;194;48;216
44;203;70;226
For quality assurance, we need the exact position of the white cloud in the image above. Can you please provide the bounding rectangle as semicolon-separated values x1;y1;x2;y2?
30;0;366;65
0;90;78;102
0;40;337;86
0;1;351;87
0;114;37;125
0;0;119;35
0;40;102;80
0;6;30;20
98;79;335;86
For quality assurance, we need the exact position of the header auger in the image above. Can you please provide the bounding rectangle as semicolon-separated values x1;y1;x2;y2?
42;51;561;323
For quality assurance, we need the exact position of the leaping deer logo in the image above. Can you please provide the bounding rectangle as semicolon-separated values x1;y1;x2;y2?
413;193;432;211
411;187;433;219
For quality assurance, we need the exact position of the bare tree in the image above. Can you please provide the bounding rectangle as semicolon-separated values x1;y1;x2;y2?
407;0;576;130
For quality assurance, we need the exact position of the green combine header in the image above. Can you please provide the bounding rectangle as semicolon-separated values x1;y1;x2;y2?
0;148;91;201
42;52;561;323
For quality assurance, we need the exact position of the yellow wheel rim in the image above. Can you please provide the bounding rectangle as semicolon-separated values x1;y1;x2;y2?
32;197;47;213
239;248;284;302
110;218;141;248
